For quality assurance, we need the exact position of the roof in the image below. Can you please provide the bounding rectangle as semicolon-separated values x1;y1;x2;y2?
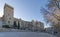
4;3;14;9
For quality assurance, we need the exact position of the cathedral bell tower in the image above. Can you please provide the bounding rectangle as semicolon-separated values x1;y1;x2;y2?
4;3;14;26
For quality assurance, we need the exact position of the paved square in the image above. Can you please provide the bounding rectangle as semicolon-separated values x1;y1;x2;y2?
0;32;57;37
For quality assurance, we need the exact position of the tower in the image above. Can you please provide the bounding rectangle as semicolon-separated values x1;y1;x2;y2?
4;3;14;26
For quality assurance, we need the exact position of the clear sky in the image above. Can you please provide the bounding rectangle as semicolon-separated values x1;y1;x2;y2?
0;0;49;28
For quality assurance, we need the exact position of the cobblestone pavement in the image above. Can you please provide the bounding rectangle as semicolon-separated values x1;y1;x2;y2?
0;32;57;37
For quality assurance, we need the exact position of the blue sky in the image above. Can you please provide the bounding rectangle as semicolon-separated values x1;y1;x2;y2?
0;0;49;28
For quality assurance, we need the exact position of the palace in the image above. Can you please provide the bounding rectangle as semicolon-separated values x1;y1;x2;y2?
0;3;44;31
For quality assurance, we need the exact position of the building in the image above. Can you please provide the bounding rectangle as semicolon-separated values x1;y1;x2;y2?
3;4;14;27
45;27;58;35
0;17;3;27
0;3;44;31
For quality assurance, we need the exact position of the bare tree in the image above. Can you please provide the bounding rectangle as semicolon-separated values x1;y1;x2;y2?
48;0;60;9
40;0;60;37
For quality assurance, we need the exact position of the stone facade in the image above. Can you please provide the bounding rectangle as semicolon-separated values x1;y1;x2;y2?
0;3;44;31
0;18;3;27
3;4;14;26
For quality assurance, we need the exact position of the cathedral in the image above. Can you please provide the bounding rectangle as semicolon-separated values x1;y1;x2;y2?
0;3;44;31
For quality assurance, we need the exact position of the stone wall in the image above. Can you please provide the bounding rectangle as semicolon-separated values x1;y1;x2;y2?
0;18;3;27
